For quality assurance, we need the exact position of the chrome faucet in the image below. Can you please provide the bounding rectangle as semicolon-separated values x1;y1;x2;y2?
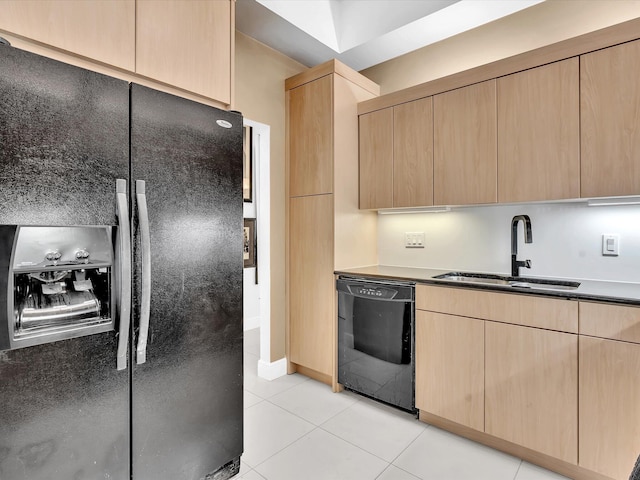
511;215;532;277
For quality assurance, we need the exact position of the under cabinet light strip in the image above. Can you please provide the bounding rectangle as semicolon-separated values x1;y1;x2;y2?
587;197;640;207
378;206;451;215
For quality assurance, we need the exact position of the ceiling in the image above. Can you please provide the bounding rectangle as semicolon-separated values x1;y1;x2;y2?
235;0;545;71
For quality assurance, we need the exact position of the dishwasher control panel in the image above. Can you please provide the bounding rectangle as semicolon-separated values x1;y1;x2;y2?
351;285;397;299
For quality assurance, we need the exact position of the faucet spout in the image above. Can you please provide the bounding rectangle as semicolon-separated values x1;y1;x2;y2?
511;215;533;277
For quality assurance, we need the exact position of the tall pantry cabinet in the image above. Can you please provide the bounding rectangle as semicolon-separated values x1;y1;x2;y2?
286;61;379;387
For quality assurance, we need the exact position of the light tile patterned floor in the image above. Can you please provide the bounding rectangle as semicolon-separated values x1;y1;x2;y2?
240;328;569;480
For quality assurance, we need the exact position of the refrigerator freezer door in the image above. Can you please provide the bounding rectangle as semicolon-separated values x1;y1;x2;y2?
0;46;129;227
130;84;243;480
0;47;130;479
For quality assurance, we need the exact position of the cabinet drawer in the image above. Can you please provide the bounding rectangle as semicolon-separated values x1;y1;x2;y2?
416;284;578;333
579;301;640;344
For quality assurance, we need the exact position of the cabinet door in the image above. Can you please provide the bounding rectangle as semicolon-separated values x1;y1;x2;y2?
416;311;484;431
136;0;232;103
393;98;433;208
0;0;135;70
580;336;640;480
434;80;497;205
485;322;578;463
359;108;393;209
581;39;640;197
289;75;333;196
498;58;580;202
289;194;334;376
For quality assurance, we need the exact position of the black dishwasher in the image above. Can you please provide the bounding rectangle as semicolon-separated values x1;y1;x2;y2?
337;276;416;413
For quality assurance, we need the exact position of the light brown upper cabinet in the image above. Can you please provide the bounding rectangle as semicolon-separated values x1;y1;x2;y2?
0;0;135;70
497;58;580;203
0;0;234;105
136;0;233;104
359;98;433;209
393;98;434;208
434;80;497;205
359;108;394;209
581;39;640;198
289;75;333;197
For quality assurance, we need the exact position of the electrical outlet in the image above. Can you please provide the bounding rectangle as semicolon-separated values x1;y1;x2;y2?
602;234;620;256
405;232;425;248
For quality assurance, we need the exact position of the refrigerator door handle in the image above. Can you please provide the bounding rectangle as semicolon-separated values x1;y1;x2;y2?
116;179;132;371
136;180;151;365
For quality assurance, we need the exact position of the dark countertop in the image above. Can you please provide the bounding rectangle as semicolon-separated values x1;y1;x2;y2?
335;265;640;306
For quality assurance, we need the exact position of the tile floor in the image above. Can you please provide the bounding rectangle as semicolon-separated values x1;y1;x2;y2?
240;328;569;480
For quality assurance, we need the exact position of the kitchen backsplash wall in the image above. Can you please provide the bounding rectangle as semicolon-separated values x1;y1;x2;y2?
378;202;640;283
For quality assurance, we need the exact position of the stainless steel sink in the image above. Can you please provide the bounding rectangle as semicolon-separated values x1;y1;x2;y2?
433;272;580;291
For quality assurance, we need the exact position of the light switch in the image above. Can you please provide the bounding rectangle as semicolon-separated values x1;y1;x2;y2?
405;232;425;248
602;234;619;256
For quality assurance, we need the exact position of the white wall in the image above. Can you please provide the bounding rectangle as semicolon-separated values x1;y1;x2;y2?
242;263;260;330
378;202;640;283
361;1;640;95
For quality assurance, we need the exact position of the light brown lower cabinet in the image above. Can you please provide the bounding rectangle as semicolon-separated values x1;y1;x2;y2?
415;285;640;479
288;194;334;377
579;336;640;480
415;310;484;431
485;322;578;464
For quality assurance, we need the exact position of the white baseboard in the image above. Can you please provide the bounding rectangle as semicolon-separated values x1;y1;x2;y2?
257;357;287;381
243;315;260;331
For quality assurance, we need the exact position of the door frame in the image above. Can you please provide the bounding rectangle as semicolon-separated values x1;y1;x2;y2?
243;119;283;379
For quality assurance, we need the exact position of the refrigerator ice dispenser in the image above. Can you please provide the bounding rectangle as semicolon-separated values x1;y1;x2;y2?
0;226;115;351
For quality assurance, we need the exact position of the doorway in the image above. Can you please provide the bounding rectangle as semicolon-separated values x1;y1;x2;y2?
243;119;279;379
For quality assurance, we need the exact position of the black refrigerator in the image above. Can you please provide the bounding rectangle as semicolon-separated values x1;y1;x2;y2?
0;44;243;480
